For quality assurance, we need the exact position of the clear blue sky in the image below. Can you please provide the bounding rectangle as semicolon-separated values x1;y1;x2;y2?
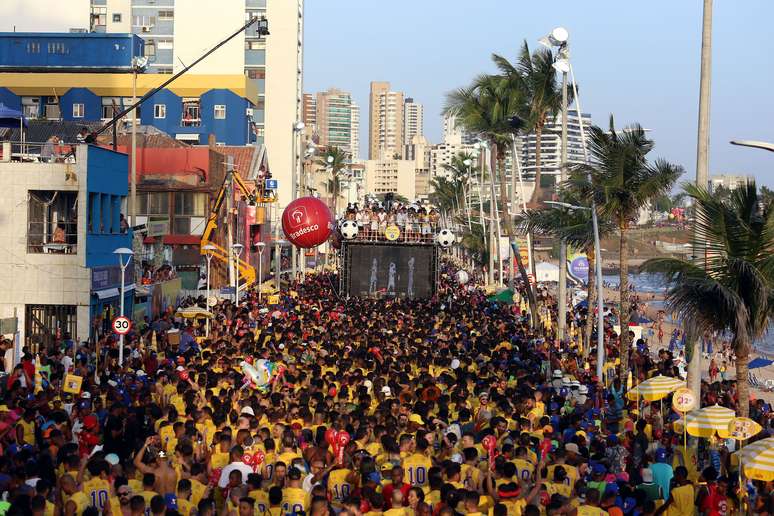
305;0;774;185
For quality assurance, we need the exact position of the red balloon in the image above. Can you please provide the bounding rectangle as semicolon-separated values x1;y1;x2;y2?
282;197;333;248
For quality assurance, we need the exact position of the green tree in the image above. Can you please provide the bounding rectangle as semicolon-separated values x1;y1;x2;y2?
444;74;538;326
493;42;566;205
642;182;774;417
575;117;682;373
314;146;348;214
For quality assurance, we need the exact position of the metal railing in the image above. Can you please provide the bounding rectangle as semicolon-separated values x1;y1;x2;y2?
342;221;440;243
0;140;79;163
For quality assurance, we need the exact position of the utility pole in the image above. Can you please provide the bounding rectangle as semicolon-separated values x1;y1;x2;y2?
226;157;235;303
689;0;713;401
558;67;569;342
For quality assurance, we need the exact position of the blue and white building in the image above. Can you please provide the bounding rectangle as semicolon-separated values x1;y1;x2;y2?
0;143;133;347
0;32;260;146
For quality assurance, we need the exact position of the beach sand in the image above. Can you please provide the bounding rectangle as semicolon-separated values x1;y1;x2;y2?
599;285;774;404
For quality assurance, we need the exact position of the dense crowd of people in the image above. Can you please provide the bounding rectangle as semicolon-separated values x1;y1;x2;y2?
0;262;773;516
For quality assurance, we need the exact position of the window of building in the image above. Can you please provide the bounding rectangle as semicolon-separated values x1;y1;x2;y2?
144;40;156;58
245;40;263;50
157;38;173;50
91;6;107;29
21;97;39;119
112;13;122;22
173;192;207;234
155;67;173;74
44;97;60;120
27;190;78;253
25;305;76;349
137;192;169;216
181;98;200;127
246;69;265;80
132;15;156;27
47;42;68;55
26;42;40;54
214;105;226;119
72;103;85;118
101;97;123;120
154;104;166;119
158;10;174;20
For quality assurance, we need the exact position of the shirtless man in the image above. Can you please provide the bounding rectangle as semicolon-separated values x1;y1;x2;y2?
134;436;178;496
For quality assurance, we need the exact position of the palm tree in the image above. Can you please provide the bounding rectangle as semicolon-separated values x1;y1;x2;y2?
315;146;348;214
444;74;539;324
576;118;682;373
516;183;614;355
642;182;774;417
493;42;565;205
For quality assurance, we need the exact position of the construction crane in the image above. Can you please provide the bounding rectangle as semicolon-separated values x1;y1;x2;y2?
200;167;275;289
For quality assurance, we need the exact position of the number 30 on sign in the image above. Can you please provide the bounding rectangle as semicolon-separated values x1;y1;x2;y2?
112;316;132;335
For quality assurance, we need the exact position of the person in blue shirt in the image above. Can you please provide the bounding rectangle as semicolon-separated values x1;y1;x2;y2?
650;448;674;501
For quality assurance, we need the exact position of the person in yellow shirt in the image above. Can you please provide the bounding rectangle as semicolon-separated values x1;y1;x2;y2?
81;459;112;512
544;467;572;499
511;447;535;484
16;409;36;447
282;467;309;514
461;448;482;490
176;479;195;516
139;473;159;509
655;466;694;516
61;475;90;516
403;438;433;488
328;466;355;506
576;489;609;516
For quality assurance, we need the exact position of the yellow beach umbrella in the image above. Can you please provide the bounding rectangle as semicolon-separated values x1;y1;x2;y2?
739;437;774;481
674;404;735;438
175;307;214;319
626;375;685;401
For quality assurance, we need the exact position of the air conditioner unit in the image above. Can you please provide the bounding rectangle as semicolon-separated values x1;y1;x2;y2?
141;26;151;32
245;108;254;117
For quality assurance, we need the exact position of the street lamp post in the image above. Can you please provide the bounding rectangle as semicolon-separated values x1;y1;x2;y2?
256;242;266;301
232;243;244;304
291;121;305;281
544;200;605;378
113;247;134;366
202;244;217;337
540;27;570;341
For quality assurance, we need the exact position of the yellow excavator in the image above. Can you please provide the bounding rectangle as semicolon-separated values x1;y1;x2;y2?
199;168;275;288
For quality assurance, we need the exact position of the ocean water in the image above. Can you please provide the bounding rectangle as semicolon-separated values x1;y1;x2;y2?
605;273;774;357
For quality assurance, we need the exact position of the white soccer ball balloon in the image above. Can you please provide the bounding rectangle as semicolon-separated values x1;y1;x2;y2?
436;229;455;248
340;220;359;240
456;270;469;285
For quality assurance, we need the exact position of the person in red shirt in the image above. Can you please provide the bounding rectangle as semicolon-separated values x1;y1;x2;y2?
382;466;411;509
79;415;100;458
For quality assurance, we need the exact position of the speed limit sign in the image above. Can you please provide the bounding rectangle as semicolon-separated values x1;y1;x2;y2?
112;316;132;335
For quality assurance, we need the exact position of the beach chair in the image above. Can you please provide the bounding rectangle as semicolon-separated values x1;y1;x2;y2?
749;372;759;387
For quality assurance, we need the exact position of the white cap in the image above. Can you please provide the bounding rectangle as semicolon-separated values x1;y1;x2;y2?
451;359;461;370
363;380;373;393
278;343;285;350
176;366;185;372
136;370;146;378
81;392;91;399
553;369;563;378
240;406;255;417
579;385;589;394
381;386;392;397
105;453;120;465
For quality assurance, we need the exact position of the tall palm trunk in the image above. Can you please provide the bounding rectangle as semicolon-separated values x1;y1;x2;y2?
583;245;596;359
493;144;539;328
529;122;544;205
619;220;631;374
734;333;750;417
